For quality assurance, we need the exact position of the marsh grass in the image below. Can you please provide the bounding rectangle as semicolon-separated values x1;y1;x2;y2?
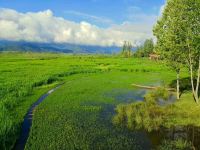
0;52;181;149
25;71;175;149
112;88;173;132
113;86;200;141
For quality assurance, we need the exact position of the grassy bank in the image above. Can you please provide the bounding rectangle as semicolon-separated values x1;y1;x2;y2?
165;92;200;127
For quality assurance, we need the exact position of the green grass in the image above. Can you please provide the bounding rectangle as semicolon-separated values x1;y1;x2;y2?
158;139;193;150
0;51;190;149
0;82;60;149
164;92;200;127
112;87;200;133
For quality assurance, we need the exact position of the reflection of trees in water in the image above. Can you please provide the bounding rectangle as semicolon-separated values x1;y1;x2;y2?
158;126;200;149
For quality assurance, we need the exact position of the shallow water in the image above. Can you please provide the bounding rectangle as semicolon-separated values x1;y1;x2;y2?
83;92;153;149
105;88;148;103
104;87;200;149
149;126;200;149
15;83;200;150
157;94;176;106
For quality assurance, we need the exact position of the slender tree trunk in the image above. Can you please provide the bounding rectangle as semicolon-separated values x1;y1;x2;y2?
190;63;195;94
188;44;199;104
176;70;180;100
195;57;200;98
189;61;199;103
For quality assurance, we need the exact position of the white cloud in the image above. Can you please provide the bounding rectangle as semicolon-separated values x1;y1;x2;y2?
126;6;158;29
0;8;159;46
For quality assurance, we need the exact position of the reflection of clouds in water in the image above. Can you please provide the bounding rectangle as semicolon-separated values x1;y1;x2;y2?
115;89;147;103
82;92;152;150
105;88;148;103
157;94;176;106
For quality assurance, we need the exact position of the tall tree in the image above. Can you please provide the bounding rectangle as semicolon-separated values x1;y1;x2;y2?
153;0;184;100
121;41;132;58
184;0;200;103
143;39;154;57
153;0;200;102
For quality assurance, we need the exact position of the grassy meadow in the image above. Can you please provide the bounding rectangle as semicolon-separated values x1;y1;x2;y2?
1;51;198;149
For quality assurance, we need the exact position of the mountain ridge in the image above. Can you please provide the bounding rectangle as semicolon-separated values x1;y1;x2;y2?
0;40;133;54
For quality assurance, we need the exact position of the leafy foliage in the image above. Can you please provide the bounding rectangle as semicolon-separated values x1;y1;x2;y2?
134;39;154;57
153;0;200;102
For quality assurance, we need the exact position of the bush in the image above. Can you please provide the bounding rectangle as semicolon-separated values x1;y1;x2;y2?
47;76;58;84
145;87;170;102
113;88;172;131
113;101;164;132
112;104;127;126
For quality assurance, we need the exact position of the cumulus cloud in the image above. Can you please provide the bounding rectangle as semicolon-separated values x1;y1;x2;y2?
0;8;157;46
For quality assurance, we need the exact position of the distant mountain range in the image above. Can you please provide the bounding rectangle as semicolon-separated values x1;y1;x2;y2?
0;40;134;54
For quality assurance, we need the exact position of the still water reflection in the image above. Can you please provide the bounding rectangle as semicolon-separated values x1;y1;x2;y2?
149;126;200;149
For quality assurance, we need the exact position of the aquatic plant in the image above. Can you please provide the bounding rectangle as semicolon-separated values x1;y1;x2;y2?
144;87;170;102
113;88;173;131
113;101;164;132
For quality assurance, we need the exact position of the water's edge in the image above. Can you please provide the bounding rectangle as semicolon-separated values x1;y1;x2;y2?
14;83;63;150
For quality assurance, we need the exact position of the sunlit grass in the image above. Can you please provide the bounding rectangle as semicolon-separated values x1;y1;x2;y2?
25;72;175;149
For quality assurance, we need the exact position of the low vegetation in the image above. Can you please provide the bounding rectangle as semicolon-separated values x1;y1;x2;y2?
25;71;175;149
0;52;175;149
113;88;170;132
158;139;193;150
1;50;199;149
113;87;200;130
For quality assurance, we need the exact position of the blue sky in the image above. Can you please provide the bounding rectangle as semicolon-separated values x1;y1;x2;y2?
0;0;166;46
0;0;165;27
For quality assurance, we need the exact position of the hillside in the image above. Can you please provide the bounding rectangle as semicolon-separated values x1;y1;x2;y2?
0;41;129;54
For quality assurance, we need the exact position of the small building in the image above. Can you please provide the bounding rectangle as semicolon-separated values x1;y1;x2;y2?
149;54;160;60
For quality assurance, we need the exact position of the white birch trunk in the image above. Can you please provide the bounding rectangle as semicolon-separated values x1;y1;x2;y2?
176;70;180;100
195;57;200;100
188;43;199;103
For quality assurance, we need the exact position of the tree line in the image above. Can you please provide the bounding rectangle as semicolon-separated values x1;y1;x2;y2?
121;39;154;58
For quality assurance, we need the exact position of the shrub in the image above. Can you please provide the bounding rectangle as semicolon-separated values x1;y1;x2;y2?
47;76;58;84
113;101;164;132
145;87;170;102
113;88;172;131
112;104;127;126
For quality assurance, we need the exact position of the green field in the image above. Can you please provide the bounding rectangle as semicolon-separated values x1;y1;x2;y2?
1;52;199;150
